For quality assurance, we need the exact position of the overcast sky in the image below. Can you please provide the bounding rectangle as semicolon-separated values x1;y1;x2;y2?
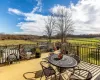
0;0;100;35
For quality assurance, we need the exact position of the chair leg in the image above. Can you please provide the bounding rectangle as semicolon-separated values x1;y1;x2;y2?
66;72;70;80
45;76;48;80
40;71;43;80
50;75;52;80
55;75;56;80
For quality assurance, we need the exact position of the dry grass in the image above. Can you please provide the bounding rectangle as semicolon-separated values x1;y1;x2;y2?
0;40;35;46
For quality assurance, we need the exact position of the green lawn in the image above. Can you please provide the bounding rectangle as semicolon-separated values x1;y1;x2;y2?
68;38;100;44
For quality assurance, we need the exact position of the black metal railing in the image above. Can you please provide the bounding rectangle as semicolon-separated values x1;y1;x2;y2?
66;42;100;66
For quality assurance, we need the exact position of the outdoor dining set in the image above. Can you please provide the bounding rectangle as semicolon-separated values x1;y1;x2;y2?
40;52;92;80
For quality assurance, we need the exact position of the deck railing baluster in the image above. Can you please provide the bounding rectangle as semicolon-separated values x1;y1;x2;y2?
66;42;100;66
95;48;97;64
0;44;37;64
98;48;100;66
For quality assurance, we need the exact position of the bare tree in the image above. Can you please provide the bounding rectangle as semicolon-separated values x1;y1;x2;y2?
54;7;74;43
44;15;56;42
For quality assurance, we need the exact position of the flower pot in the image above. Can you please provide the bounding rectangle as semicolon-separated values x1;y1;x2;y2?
58;53;63;59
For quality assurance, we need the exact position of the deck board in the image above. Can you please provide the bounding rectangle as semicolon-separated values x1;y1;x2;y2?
61;61;100;80
0;51;100;80
78;61;100;77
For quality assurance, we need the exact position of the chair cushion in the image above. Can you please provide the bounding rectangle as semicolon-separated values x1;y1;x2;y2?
43;66;55;77
7;54;17;62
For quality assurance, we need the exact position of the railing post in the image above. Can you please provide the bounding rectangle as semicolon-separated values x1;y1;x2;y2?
77;45;79;56
0;47;3;63
19;44;21;55
97;48;100;65
5;45;7;63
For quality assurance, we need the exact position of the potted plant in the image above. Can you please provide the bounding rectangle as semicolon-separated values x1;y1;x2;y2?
35;47;41;58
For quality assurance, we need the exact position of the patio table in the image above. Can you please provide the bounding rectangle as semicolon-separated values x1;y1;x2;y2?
48;54;77;80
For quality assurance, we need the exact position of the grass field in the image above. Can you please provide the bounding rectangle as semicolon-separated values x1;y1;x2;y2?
0;40;35;45
0;39;59;46
68;38;100;45
0;38;100;45
38;38;100;44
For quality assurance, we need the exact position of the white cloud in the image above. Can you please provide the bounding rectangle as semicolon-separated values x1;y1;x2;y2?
8;8;48;35
50;4;71;14
16;14;46;35
31;0;42;13
8;7;47;35
51;0;100;34
8;0;100;35
70;0;100;34
16;22;44;35
37;0;42;6
8;0;45;35
8;8;23;15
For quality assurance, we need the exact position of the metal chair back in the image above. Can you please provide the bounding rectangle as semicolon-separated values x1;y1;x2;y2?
70;54;80;64
40;61;56;80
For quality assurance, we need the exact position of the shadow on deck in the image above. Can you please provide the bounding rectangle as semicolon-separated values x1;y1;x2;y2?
78;61;100;80
61;61;100;80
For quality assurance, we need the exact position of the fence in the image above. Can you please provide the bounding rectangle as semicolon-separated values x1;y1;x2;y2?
66;42;100;66
1;42;100;66
0;44;36;64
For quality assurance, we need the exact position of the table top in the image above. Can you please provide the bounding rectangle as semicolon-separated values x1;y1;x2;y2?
48;54;77;68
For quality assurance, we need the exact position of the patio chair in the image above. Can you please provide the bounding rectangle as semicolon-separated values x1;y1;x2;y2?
69;69;92;80
19;48;27;60
69;54;80;69
7;53;18;64
40;61;57;80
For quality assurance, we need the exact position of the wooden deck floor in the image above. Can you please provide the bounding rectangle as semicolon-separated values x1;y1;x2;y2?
78;61;100;77
61;61;100;80
0;51;100;80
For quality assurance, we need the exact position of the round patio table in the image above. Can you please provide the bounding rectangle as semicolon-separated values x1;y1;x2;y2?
48;54;77;80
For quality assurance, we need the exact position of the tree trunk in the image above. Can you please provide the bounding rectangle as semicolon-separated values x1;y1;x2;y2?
49;36;51;43
61;38;64;43
64;35;66;42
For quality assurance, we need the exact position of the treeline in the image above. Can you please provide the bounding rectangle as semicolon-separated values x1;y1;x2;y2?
0;34;39;40
1;33;100;40
68;34;100;38
50;34;100;39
